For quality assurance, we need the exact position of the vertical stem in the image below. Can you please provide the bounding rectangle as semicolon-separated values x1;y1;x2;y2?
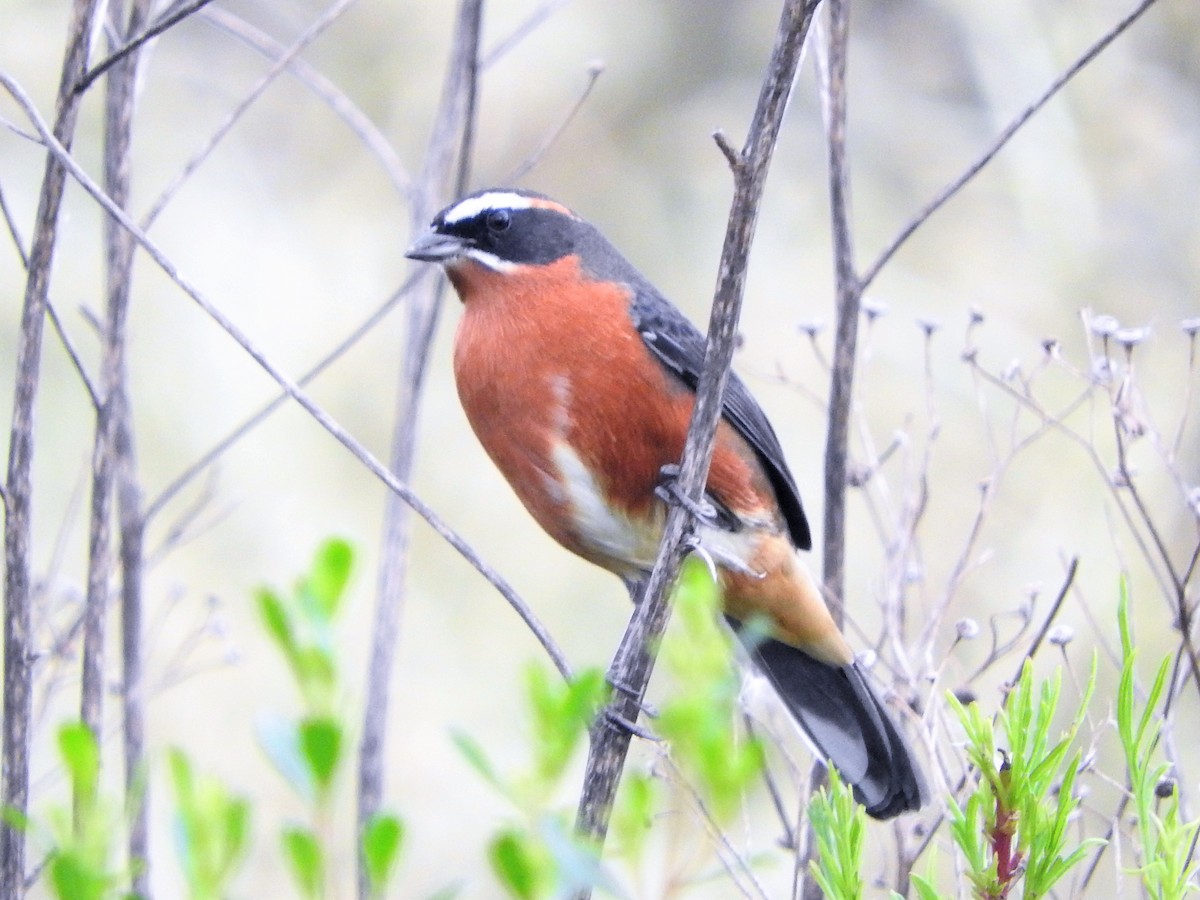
2;1;104;894
573;0;819;887
820;0;857;621
356;3;482;897
803;3;854;895
96;0;155;890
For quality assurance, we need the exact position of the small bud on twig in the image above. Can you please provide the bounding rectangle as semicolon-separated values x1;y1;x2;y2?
1089;313;1120;339
861;297;889;321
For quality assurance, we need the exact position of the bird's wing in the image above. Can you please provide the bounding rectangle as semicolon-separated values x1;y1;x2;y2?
629;284;812;551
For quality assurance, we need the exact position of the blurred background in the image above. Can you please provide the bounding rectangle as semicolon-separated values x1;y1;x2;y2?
1;0;1198;895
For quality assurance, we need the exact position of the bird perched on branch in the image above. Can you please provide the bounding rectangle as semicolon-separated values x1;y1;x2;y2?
406;187;926;818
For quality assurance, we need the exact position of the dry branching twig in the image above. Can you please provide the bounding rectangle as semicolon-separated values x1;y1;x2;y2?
573;0;821;885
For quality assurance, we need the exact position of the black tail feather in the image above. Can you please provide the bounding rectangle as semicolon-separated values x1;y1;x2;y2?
730;622;926;819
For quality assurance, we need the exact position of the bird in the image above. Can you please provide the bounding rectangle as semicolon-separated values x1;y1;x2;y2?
405;187;926;818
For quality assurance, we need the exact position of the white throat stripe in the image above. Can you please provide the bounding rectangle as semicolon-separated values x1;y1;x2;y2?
462;247;517;273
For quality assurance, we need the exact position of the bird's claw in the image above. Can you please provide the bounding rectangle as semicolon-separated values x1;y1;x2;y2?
655;463;721;528
681;533;765;581
602;707;660;742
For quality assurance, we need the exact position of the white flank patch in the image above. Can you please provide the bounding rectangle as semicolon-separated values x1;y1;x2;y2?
442;191;534;224
550;441;656;571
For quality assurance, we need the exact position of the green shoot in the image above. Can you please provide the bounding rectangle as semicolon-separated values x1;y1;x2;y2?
1116;580;1199;900
808;767;865;900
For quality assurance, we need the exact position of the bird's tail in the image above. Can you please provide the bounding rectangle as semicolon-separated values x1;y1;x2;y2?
731;622;926;819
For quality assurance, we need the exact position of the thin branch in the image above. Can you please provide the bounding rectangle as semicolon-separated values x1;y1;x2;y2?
183;4;412;205
1008;556;1079;686
858;0;1161;291
44;300;100;409
0;183;29;269
503;61;605;184
144;275;418;521
74;0;215;94
806;3;854;894
573;0;820;884
817;0;856;622
480;0;574;68
358;1;485;896
2;1;104;893
89;0;156;891
141;0;373;231
0;66;572;680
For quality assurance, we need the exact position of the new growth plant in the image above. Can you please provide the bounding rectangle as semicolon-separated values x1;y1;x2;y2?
453;664;610;898
12;723;129;900
941;657;1099;900
256;538;404;900
1116;582;1199;900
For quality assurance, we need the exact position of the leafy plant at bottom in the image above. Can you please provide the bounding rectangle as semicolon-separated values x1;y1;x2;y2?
945;656;1100;899
656;559;764;823
808;767;865;900
169;748;250;900
255;537;404;899
454;664;610;898
1116;580;1199;900
2;723;128;900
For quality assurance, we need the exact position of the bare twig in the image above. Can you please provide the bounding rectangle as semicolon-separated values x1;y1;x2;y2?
803;5;854;892
817;0;855;624
141;0;375;231
0;64;571;686
86;0;156;890
573;1;819;886
502;61;605;184
0;183;29;268
75;0;215;94
358;1;485;896
858;0;1161;292
1008;556;1079;685
2;1;104;893
480;0;574;68
144;276;418;521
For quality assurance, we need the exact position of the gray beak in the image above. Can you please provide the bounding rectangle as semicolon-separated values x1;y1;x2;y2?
405;230;471;263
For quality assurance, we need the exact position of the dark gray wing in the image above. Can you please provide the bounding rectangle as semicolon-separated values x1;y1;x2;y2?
630;284;812;551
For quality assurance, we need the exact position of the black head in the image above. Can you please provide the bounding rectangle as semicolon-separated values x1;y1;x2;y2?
405;188;638;283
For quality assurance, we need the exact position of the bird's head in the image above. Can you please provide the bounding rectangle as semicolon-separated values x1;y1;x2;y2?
405;188;640;291
404;188;584;272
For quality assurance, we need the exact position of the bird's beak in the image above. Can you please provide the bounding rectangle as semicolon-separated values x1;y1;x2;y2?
405;230;471;263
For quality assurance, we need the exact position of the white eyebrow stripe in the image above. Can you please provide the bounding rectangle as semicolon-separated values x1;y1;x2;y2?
442;191;534;224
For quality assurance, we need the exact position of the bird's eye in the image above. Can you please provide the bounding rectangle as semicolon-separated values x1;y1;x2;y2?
485;209;511;232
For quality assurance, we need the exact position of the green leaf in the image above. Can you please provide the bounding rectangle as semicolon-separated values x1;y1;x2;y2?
49;851;112;900
58;722;100;808
169;747;252;897
526;665;607;787
908;876;944;900
257;588;295;657
257;715;312;799
610;771;656;863
489;828;551;900
451;730;507;795
298;717;342;797
282;826;324;900
362;813;404;896
306;538;354;621
807;768;865;900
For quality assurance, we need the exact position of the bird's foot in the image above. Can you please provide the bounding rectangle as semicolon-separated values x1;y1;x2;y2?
654;462;721;527
607;677;659;718
602;706;659;742
681;532;765;581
